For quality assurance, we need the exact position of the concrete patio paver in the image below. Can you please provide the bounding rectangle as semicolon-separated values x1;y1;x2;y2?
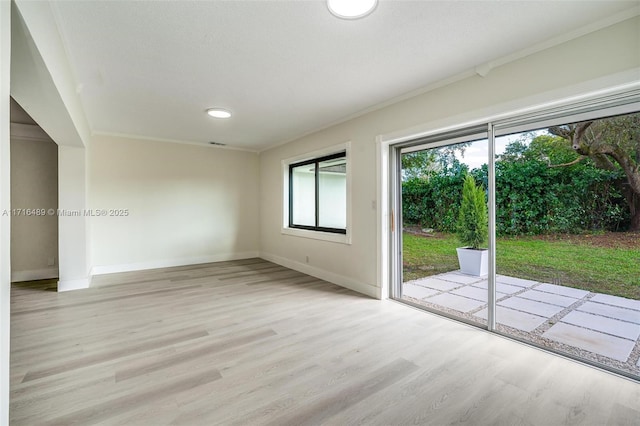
426;293;485;313
577;301;640;324
475;306;547;332
451;285;506;302
543;322;636;362
516;289;579;307
496;275;538;288
535;283;589;299
498;296;566;317
402;284;439;300
418;278;461;292
561;310;640;341
590;293;640;311
436;272;481;285
472;281;523;295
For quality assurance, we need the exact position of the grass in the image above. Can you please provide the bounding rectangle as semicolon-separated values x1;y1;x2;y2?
403;232;640;299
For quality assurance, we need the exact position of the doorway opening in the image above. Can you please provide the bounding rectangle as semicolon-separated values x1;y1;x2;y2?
9;98;59;291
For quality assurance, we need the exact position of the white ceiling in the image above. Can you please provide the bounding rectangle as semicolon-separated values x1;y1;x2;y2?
50;0;638;151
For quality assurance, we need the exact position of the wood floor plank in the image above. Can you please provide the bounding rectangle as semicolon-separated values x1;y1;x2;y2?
22;329;209;382
44;368;222;426
10;259;640;425
263;357;420;426
115;328;277;382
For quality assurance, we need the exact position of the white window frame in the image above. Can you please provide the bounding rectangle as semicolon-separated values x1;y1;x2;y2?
282;142;352;244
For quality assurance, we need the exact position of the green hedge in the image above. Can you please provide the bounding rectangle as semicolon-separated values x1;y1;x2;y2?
402;159;629;235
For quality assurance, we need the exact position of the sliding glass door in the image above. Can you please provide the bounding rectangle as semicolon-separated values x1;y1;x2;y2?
397;130;489;327
391;94;640;380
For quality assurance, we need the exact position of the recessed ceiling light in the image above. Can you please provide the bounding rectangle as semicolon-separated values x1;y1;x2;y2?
206;108;232;119
327;0;377;20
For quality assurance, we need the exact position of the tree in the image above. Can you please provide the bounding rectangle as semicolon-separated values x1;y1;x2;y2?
401;142;470;180
456;175;488;249
401;151;437;180
549;112;640;231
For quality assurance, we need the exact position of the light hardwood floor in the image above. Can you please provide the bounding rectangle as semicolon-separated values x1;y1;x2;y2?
10;259;640;425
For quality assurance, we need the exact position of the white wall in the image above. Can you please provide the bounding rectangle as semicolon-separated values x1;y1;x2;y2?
58;145;89;291
0;0;10;423
10;125;58;281
89;135;260;274
259;16;640;299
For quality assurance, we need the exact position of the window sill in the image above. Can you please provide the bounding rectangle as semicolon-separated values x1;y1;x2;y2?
281;227;351;245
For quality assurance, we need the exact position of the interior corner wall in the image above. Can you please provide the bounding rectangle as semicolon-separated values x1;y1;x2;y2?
258;16;640;299
89;135;260;275
58;145;89;291
10;133;58;282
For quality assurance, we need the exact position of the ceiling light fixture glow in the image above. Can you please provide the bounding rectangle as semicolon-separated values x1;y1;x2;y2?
206;108;232;119
327;0;377;19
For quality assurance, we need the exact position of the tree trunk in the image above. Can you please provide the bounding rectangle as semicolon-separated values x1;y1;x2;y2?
631;211;640;232
551;118;640;231
629;194;640;232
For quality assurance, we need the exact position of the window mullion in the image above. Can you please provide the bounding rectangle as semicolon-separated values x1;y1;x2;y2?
288;164;294;228
314;161;319;228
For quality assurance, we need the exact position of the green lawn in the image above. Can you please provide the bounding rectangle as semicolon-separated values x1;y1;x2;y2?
403;232;640;299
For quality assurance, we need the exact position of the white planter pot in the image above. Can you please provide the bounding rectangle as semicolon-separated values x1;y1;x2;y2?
456;247;488;277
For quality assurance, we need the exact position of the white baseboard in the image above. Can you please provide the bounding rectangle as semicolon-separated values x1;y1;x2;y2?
58;277;90;292
260;252;380;299
90;251;260;276
11;268;58;282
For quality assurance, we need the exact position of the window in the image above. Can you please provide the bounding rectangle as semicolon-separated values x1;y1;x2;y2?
289;151;347;234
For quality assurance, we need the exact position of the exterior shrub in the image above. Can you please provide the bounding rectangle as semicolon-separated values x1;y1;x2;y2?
403;157;628;235
456;175;488;249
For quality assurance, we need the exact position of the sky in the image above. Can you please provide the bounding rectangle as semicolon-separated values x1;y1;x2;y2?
454;131;545;170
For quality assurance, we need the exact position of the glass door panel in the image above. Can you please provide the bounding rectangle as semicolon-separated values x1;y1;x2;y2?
494;112;640;378
400;138;489;326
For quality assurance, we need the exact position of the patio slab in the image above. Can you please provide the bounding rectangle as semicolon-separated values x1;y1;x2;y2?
561;310;640;341
577;301;640;325
415;277;461;292
498;296;565;318
543;322;635;362
451;285;506;302
496;275;538;288
590;294;640;311
535;283;589;299
402;270;640;369
436;272;483;285
472;280;523;295
475;306;547;332
402;284;439;300
517;289;579;308
426;293;485;313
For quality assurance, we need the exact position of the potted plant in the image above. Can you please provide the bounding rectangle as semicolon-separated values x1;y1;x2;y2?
456;174;488;276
